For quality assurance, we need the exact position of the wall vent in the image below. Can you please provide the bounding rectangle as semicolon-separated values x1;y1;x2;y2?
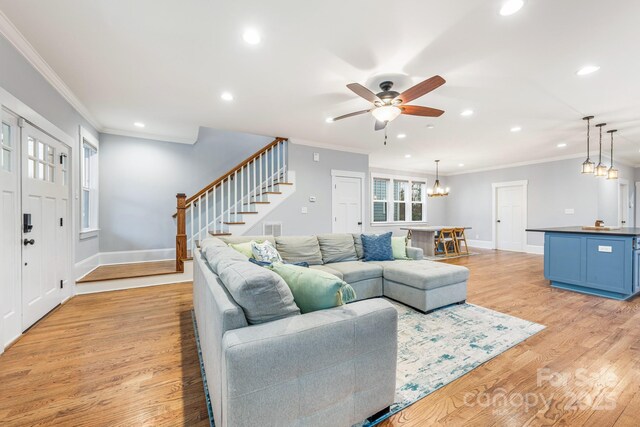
263;222;283;237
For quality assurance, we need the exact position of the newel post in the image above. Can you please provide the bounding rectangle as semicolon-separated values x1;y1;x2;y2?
176;193;187;273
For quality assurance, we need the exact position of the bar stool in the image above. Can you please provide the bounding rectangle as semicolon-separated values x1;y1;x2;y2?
453;228;469;255
435;228;458;256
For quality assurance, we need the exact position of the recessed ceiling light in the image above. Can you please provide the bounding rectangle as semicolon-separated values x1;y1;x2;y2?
405;154;412;158
221;92;234;101
500;0;524;16
576;65;600;76
134;122;145;128
557;143;567;148
325;117;334;123
458;163;465;167
243;29;261;45
510;126;522;132
461;109;474;117
397;133;407;139
426;124;435;129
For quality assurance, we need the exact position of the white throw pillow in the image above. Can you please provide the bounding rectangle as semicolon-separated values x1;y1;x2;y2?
251;240;283;263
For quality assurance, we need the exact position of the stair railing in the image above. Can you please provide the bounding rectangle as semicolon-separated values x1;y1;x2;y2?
174;137;288;272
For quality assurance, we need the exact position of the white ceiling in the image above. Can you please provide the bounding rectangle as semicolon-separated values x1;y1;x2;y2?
1;0;640;173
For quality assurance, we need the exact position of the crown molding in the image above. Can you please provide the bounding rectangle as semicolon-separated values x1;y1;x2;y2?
0;10;101;131
101;128;196;145
290;138;371;155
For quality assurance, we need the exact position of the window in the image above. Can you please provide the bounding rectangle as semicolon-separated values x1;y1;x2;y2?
371;174;426;224
372;178;389;222
80;128;99;236
1;121;13;172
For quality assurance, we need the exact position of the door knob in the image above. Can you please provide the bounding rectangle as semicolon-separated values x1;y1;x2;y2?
357;222;362;225
23;238;35;246
496;220;501;223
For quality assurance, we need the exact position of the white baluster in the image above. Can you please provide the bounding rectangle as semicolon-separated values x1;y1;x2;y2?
235;170;238;223
190;203;194;252
205;189;209;238
283;141;288;182
271;147;275;188
253;159;256;205
198;195;202;246
227;177;231;226
241;165;244;216
220;179;224;232
277;142;280;183
213;185;217;234
259;152;263;199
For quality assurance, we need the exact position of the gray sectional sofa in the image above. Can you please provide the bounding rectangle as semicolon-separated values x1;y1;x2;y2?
193;233;469;427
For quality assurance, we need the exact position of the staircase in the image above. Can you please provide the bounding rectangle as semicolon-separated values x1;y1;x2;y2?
174;137;294;272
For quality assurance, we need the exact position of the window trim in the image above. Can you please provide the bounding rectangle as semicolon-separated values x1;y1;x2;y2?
370;172;427;226
79;127;99;238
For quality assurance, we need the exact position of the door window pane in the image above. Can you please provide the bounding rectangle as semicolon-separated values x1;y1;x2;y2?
373;178;387;201
38;141;45;160
2;122;10;147
28;137;35;156
412;203;423;221
82;190;90;229
2;148;10;171
28;159;35;178
38;162;45;179
48;165;55;182
373;202;387;222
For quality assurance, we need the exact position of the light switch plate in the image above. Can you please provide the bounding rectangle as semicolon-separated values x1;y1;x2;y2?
301;207;308;214
313;153;320;162
564;208;575;214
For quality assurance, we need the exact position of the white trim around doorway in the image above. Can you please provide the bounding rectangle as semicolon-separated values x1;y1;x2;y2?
331;170;366;234
491;180;528;251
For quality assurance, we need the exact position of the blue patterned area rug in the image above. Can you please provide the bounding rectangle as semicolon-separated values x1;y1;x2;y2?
192;300;544;427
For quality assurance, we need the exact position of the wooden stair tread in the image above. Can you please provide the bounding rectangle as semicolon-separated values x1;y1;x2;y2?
263;191;282;195
245;201;270;205
209;232;232;236
76;260;178;283
224;221;246;225
232;211;258;214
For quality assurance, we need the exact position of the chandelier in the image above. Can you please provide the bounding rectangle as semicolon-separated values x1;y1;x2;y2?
427;160;449;197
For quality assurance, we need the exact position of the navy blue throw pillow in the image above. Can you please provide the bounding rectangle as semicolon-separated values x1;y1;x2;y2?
361;232;393;262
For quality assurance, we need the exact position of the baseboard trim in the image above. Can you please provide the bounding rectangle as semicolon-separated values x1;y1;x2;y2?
467;239;494;249
75;248;176;281
525;245;544;255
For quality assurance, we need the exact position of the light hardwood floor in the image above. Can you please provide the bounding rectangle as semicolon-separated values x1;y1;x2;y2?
1;250;639;426
76;260;177;283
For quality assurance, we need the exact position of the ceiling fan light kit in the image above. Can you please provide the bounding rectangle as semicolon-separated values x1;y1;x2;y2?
331;76;446;139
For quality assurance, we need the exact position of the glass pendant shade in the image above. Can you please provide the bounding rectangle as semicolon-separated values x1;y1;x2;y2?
371;105;401;122
581;159;595;174
581;116;595;174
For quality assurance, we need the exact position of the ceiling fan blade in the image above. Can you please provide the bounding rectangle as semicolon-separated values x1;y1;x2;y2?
347;83;381;103
401;105;445;117
396;75;446;104
332;109;371;121
374;120;387;131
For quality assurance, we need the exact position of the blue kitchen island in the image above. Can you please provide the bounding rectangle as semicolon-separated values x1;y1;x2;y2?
526;226;640;300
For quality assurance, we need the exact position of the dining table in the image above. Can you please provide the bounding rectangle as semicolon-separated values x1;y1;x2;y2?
400;226;472;257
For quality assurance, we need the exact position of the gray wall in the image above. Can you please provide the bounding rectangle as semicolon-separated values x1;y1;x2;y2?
443;158;635;247
247;143;370;236
365;167;446;237
98;128;272;252
0;33;100;262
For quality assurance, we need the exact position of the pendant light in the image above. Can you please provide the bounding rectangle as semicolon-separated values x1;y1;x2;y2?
581;116;595;174
607;129;618;180
594;123;607;177
427;160;449;197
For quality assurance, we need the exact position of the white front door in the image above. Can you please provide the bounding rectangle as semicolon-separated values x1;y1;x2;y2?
332;175;363;233
496;185;525;252
1;109;21;349
21;122;69;330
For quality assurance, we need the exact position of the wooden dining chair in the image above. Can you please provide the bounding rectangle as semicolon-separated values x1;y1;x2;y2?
435;229;458;256
453;228;469;255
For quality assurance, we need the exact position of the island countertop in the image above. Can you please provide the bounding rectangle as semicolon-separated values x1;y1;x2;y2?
526;226;640;237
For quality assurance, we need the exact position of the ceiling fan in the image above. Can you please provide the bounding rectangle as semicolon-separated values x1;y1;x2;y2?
330;75;446;131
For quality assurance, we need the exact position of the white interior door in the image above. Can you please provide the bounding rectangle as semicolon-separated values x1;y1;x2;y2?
619;182;629;227
332;175;363;233
496;185;525;252
1;109;21;349
21;122;69;330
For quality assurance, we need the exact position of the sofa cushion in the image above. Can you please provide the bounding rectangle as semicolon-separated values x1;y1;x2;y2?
325;261;383;283
217;258;300;324
310;265;344;280
352;234;364;260
317;233;358;263
219;235;276;245
229;242;254;258
270;262;356;313
392;236;409;260
361;232;394;262
275;235;323;265
251;240;283;263
203;245;249;275
378;260;469;290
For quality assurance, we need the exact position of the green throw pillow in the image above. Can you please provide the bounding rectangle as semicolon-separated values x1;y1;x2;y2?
269;262;356;314
229;242;254;259
392;236;409;260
